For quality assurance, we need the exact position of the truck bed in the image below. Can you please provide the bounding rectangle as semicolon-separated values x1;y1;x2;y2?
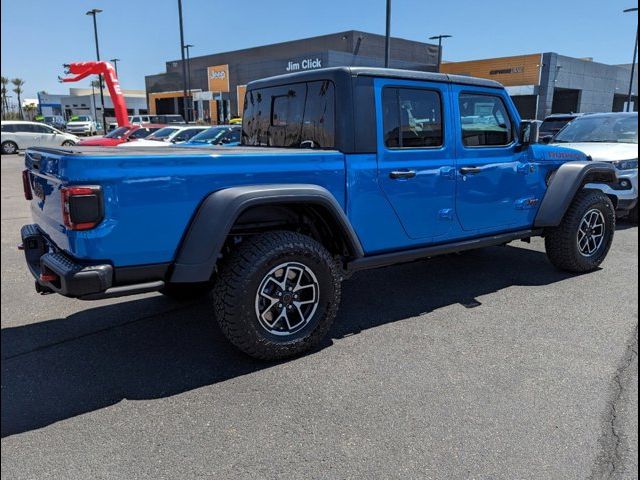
24;145;347;267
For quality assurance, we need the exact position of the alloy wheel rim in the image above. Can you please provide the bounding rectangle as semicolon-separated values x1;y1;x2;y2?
577;208;606;257
254;261;320;336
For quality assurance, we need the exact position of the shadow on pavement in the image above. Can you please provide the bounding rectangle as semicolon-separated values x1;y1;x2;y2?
2;244;578;437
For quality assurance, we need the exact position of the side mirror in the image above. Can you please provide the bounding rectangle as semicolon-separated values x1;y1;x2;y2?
541;135;553;144
518;120;540;146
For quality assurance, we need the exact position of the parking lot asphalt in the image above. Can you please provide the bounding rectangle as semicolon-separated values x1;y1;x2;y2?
1;153;637;480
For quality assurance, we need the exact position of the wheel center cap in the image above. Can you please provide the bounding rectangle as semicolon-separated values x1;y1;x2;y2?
282;292;294;305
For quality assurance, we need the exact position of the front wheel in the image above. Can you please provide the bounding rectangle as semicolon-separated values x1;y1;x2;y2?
1;141;18;154
213;231;341;360
61;140;75;147
545;190;615;272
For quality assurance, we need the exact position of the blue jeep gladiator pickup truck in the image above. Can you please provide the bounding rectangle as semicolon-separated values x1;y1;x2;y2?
21;67;619;360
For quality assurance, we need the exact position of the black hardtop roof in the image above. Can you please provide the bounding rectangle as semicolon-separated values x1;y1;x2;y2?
247;66;504;90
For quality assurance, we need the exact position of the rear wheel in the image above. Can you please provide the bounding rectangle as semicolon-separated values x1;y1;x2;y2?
213;231;341;360
1;141;18;155
545;190;615;272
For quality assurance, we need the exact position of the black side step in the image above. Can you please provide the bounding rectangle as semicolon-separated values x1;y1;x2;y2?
347;229;542;272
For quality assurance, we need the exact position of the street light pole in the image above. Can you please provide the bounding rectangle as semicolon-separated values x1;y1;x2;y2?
428;34;452;72
624;7;638;112
183;44;194;121
86;8;106;133
177;0;189;121
384;0;391;68
110;58;121;77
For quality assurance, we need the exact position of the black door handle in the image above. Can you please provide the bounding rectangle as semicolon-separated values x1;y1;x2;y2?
389;170;417;180
460;167;482;175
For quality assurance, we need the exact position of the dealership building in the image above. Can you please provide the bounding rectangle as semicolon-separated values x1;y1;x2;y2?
442;53;638;119
146;32;638;123
145;30;440;122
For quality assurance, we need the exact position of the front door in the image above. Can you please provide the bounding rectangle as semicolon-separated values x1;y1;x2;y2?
376;80;456;240
452;87;540;233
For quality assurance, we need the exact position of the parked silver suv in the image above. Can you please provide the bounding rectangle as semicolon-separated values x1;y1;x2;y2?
551;112;638;222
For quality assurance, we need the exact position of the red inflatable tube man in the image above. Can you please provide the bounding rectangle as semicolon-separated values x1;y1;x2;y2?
59;61;130;128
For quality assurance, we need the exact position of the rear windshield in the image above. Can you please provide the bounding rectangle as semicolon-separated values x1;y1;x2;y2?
147;127;179;140
242;80;335;149
105;127;130;139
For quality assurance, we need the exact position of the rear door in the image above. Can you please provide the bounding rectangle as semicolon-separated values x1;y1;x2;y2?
452;87;540;232
376;79;457;240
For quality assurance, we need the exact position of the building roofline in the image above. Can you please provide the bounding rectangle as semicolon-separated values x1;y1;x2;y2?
165;30;438;65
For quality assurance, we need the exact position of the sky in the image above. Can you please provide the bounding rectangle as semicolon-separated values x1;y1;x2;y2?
1;0;638;99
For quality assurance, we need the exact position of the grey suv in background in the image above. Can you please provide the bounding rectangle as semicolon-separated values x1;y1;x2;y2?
551;112;638;222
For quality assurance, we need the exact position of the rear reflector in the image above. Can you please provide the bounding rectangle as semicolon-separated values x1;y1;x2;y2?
61;185;104;230
22;170;33;200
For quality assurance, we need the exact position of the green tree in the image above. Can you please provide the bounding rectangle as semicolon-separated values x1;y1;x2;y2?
23;102;37;121
11;78;25;119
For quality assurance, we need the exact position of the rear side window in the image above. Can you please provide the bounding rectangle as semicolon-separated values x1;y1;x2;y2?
382;87;443;148
459;93;514;147
1;124;17;132
243;80;335;149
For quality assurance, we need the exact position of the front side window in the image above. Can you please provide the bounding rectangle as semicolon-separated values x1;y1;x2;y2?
459;93;514;147
243;80;335;148
383;87;443;148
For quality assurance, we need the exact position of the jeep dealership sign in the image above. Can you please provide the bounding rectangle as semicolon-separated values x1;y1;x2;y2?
207;64;230;92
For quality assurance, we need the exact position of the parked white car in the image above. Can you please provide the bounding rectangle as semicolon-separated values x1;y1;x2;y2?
65;115;98;136
1;121;79;154
118;126;208;147
551;112;638;222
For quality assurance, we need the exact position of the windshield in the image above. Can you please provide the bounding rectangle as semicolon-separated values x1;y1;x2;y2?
146;127;179;140
105;127;130;139
187;127;230;144
554;115;638;144
70;116;91;122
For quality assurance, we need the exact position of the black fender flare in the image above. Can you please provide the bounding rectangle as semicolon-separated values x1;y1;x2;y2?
534;161;618;228
170;184;364;283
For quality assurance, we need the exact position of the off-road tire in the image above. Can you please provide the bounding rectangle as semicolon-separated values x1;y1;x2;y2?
160;282;213;301
213;231;341;360
545;190;615;272
1;141;18;155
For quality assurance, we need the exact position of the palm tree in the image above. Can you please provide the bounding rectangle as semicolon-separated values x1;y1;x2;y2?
1;76;9;119
23;102;37;121
12;78;25;119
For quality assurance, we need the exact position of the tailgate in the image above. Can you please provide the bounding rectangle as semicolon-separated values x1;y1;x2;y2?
24;149;69;251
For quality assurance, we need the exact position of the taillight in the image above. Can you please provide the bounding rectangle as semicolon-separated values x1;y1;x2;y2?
61;185;104;230
22;170;33;200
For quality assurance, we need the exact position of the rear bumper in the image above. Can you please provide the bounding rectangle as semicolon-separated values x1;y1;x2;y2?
21;224;166;300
